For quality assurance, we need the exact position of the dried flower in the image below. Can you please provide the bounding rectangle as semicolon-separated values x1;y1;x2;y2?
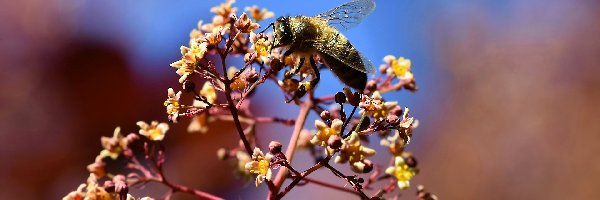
235;13;260;33
335;131;376;173
99;127;129;160
310;119;343;147
164;88;182;122
385;156;417;189
245;5;274;21
137;121;169;141
384;55;413;81
359;91;398;120
245;148;273;187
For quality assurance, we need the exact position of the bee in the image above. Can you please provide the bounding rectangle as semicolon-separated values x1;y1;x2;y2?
267;0;376;102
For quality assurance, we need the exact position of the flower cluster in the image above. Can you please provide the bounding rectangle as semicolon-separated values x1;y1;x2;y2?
66;1;434;199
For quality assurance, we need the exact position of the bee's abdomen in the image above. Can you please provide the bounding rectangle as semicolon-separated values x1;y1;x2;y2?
320;53;367;91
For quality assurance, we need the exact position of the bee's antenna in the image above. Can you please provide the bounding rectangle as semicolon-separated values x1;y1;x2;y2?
260;22;274;34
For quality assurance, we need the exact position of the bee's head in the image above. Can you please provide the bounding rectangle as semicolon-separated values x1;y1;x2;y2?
272;16;293;48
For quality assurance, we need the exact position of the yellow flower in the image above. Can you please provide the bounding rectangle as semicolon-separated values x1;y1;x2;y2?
171;42;207;83
164;88;182;122
245;5;274;22
99;127;128;160
249;32;271;62
136;121;169;141
63;173;112;200
384;55;413;80
359;91;398;120
245;148;273;187
335;131;376;173
385;156;416;189
235;12;260;33
310;119;343;147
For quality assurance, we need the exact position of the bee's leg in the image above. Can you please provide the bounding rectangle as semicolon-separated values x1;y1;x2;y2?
285;57;304;79
308;56;321;90
286;57;320;103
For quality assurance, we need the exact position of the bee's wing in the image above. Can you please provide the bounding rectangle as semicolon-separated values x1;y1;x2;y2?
313;39;375;74
316;0;376;31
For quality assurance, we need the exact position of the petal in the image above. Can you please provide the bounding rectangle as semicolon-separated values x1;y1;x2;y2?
330;119;344;132
314;120;327;131
385;166;395;175
383;55;396;64
362;147;376;157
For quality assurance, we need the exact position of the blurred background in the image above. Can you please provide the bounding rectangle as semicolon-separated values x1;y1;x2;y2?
1;0;600;199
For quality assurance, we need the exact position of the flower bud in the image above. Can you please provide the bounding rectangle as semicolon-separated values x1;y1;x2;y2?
327;135;343;149
245;68;259;83
320;110;331;121
335;92;347;104
387;114;400;125
270;58;284;72
217;148;229;160
361;160;374;173
269;141;283;154
366;80;377;92
183;80;196;93
404;155;418;168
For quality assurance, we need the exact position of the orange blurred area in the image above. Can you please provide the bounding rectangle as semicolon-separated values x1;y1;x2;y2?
1;0;600;199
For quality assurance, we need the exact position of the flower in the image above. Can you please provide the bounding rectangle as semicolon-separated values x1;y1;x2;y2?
87;155;106;178
235;13;260;33
234;150;253;181
189;20;205;44
385;156;417;189
245;5;274;21
99;127;129;160
296;129;315;149
310;119;343;147
170;41;208;83
380;130;406;156
335;131;376;173
137;121;169;141
245;148;273;187
199;82;217;105
359;91;398;120
227;66;247;90
384;55;413;81
249;32;271;62
187;112;214;134
63;173;112;200
210;0;237;18
164;88;182;122
205;26;227;47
